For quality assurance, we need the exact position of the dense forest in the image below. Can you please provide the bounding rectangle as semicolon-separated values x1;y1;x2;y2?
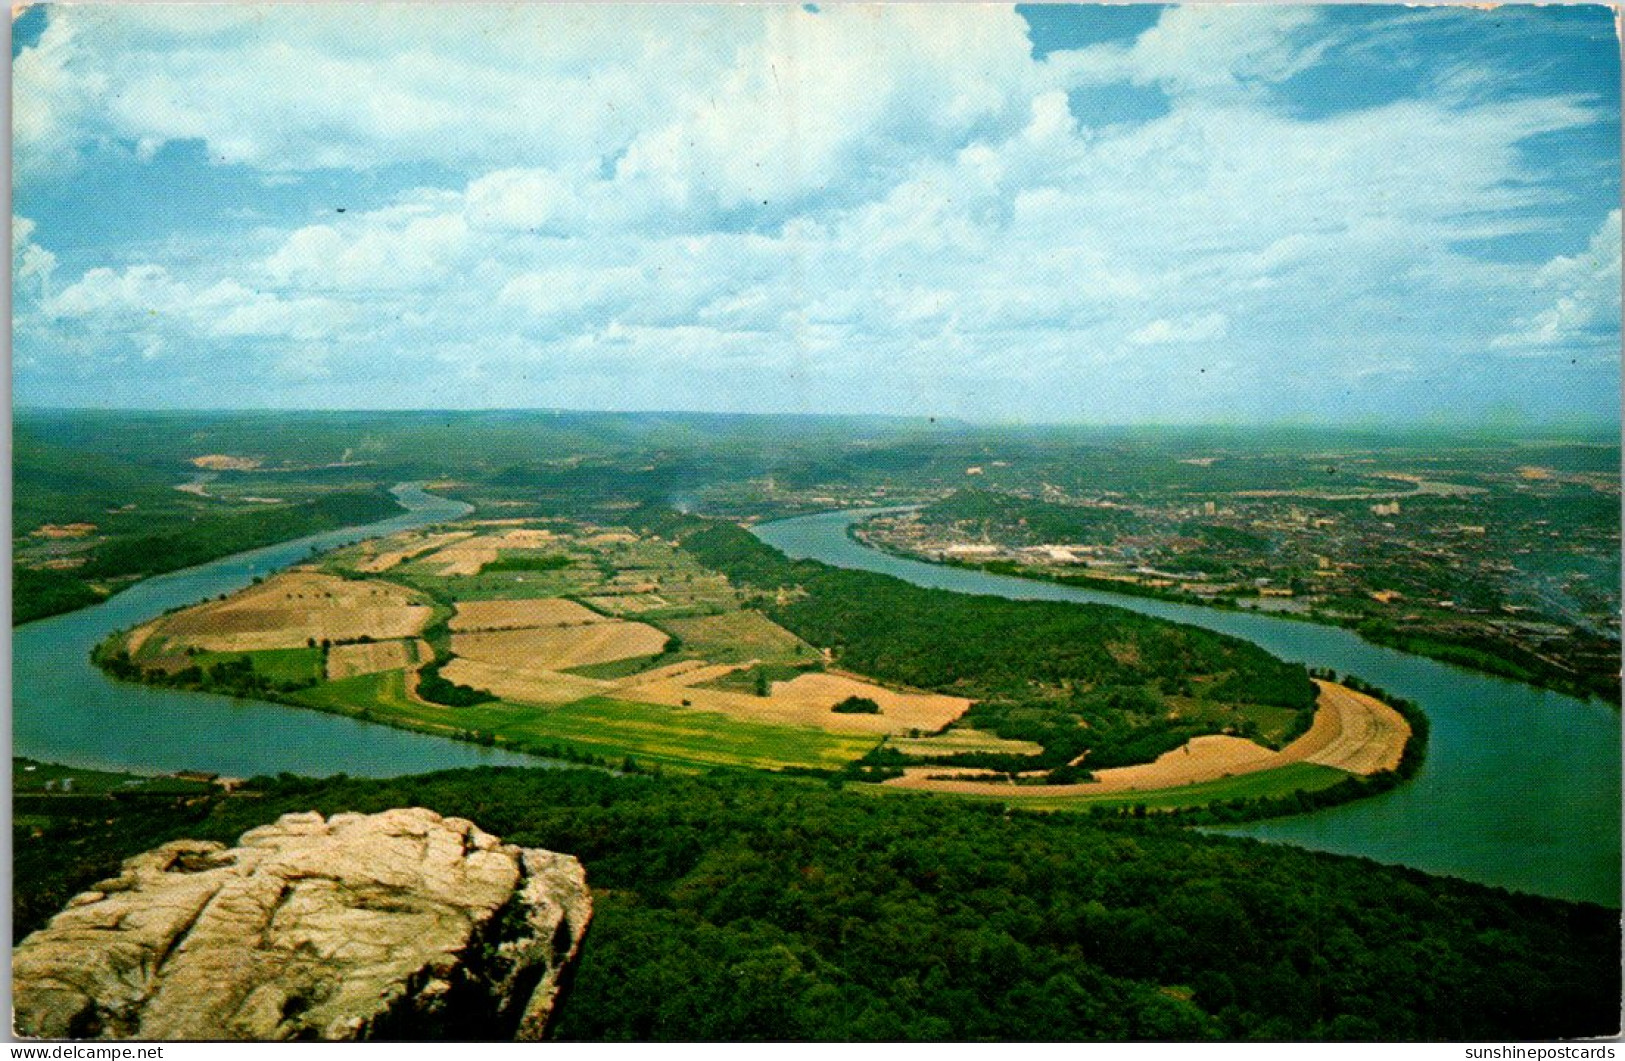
14;766;1619;1041
669;517;1316;773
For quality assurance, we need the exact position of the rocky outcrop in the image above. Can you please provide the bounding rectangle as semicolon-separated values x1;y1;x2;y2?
13;808;590;1041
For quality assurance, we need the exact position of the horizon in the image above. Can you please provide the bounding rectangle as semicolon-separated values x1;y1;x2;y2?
14;403;1621;440
11;3;1622;423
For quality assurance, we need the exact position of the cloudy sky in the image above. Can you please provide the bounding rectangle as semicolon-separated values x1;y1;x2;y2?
11;3;1621;424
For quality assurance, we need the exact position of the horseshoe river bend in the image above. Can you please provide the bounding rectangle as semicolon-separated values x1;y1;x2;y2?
12;490;1619;905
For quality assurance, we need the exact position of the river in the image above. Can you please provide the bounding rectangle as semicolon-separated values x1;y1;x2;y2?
13;493;1618;903
12;484;545;779
752;508;1621;906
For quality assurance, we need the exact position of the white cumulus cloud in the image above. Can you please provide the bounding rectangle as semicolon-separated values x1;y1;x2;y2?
1492;211;1622;355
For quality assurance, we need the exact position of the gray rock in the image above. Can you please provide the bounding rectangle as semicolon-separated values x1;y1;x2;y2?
13;808;590;1041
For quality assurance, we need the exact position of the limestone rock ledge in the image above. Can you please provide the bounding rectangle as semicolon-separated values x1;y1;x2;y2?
13;808;591;1041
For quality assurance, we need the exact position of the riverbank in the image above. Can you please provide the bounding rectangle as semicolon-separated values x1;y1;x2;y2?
14;488;404;626
13;485;556;779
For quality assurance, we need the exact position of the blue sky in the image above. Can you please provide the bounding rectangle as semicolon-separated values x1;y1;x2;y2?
11;4;1621;424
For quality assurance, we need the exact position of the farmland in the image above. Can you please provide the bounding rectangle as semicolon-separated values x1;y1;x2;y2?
99;518;954;775
882;680;1410;804
289;671;876;771
95;508;1414;813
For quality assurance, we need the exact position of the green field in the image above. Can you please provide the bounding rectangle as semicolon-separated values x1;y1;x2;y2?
379;567;594;601
562;653;672;680
1165;694;1306;748
292;673;878;771
661;610;813;665
491;696;880;771
198;647;324;685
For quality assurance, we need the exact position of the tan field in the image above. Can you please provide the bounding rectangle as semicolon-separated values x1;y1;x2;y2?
612;668;970;736
423;543;499;576
1285;679;1411;774
420;529;564;575
498;529;560;547
451;620;668;670
326;639;417;680
893;766;1011;784
31;523;98;539
623;661;742;688
1077;735;1278;793
449;598;608;632
439;658;615;705
147;572;431;652
885;680;1409;797
770;672;970;731
355;531;474;573
190;454;261;471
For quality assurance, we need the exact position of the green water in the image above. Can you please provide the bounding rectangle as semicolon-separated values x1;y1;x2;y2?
12;484;547;779
754;508;1621;906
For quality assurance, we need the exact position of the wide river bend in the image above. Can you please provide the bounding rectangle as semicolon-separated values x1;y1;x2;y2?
12;492;1617;904
753;508;1621;906
13;485;545;779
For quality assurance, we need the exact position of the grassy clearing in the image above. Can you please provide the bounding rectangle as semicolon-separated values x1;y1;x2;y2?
197;647;323;684
488;696;880;771
292;675;877;771
661;610;813;666
1236;702;1304;744
1165;695;1304;747
873;761;1353;812
890;728;1045;757
564;653;673;680
294;669;423;717
387;568;593;602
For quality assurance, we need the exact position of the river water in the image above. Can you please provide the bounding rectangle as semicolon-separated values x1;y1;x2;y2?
753;508;1621;906
12;484;544;779
13;493;1618;903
